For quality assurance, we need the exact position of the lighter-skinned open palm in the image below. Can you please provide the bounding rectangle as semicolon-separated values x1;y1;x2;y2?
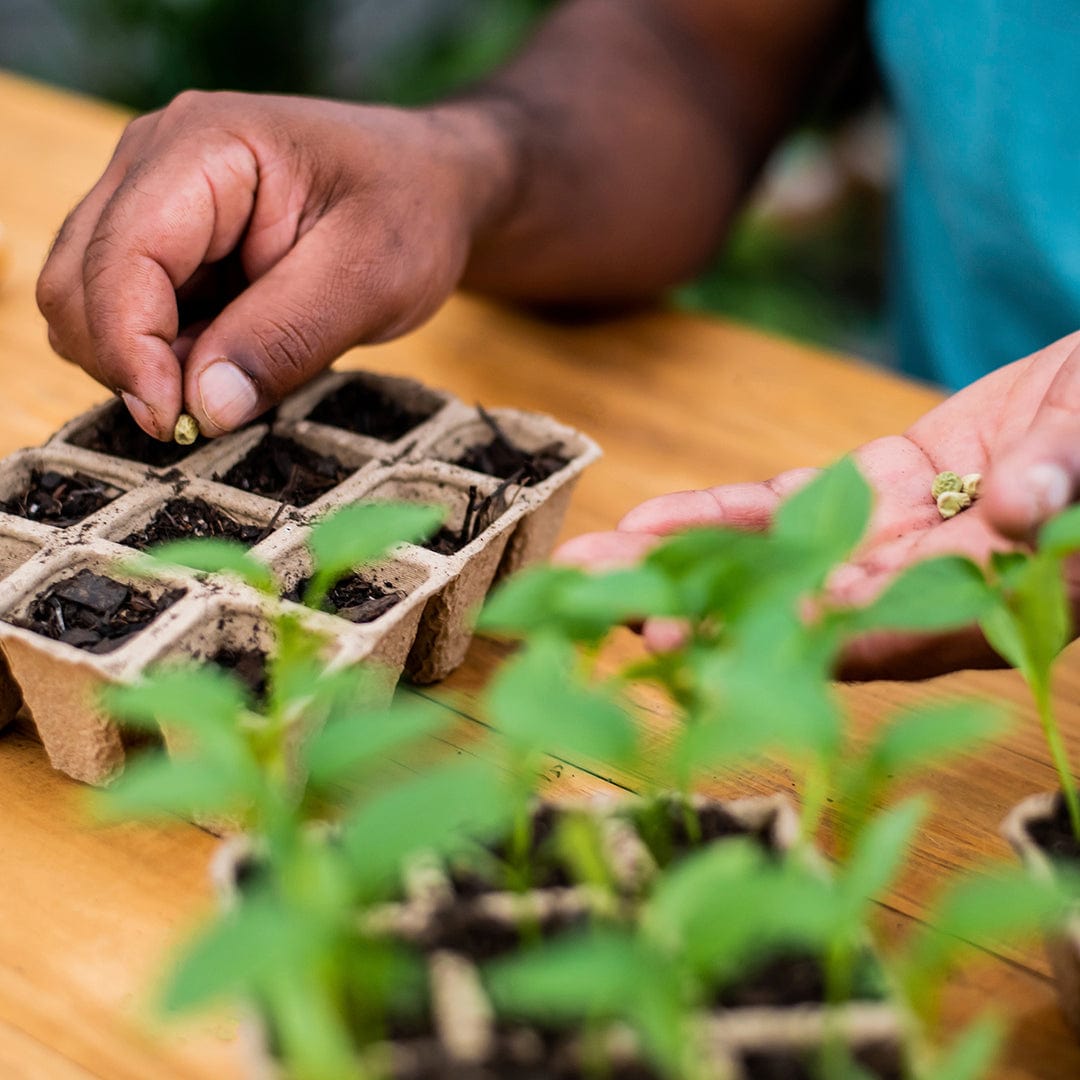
557;331;1080;680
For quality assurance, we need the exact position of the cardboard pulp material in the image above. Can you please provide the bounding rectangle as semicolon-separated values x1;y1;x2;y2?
1002;792;1080;1035
0;542;211;782
215;792;904;1079
0;368;601;785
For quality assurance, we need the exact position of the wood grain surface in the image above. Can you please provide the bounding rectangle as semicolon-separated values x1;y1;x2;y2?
1;69;1078;1079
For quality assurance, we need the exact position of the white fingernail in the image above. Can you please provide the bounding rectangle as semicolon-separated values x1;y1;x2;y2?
198;360;257;432
1026;463;1071;520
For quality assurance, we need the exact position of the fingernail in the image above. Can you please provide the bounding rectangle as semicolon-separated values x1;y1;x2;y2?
120;392;160;438
197;360;258;432
1025;463;1071;522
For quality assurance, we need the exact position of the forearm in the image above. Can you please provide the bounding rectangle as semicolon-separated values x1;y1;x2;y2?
447;0;850;302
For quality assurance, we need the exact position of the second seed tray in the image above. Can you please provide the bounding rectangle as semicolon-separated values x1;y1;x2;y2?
0;368;600;784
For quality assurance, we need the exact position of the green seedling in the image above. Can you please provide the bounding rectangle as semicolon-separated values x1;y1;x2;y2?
979;504;1080;838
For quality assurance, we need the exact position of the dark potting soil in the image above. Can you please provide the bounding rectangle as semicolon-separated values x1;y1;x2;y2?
741;1042;904;1080
307;379;436;441
120;497;266;549
15;569;185;654
449;803;574;898
714;948;884;1010
282;573;406;622
211;646;269;703
0;469;125;526
422;903;588;964
1025;790;1080;862
451;407;569;485
71;404;203;467
633;798;779;868
423;483;511;556
215;433;352;507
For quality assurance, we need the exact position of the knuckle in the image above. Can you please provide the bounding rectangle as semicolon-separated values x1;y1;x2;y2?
35;266;66;319
249;313;325;383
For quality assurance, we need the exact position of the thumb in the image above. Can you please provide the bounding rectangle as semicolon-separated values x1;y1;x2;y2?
183;215;431;435
983;341;1080;539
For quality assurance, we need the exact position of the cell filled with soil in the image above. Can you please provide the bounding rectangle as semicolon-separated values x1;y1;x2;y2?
0;470;125;527
70;402;203;467
740;1043;903;1080
1024;790;1080;863
210;646;269;704
447;804;574;898
120;497;266;549
215;433;352;507
12;568;185;654
282;572;406;623
307;379;438;441
713;949;885;1010
422;904;588;965
423;483;514;557
630;797;779;869
451;409;569;485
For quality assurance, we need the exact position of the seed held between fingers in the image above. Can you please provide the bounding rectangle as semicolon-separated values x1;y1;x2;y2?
173;413;200;445
931;471;963;499
937;490;972;519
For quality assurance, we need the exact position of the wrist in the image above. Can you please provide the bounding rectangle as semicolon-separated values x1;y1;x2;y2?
422;97;527;247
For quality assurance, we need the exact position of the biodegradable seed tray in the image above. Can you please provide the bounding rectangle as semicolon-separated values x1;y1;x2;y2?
0;370;600;783
1002;792;1080;1035
213;794;906;1080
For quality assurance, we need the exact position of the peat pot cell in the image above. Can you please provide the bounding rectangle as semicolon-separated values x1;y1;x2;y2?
714;948;885;1010
450;409;570;485
422;903;588;964
630;798;779;868
0;469;126;527
447;804;574;898
739;1043;903;1080
282;572;406;623
305;376;440;442
69;401;204;467
210;646;269;705
11;568;185;654
214;432;354;507
120;497;267;550
1023;790;1080;862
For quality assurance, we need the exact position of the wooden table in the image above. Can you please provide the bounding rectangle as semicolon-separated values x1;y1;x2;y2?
1;70;1078;1080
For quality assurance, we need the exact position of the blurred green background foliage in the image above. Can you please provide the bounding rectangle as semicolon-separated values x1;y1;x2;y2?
0;0;890;361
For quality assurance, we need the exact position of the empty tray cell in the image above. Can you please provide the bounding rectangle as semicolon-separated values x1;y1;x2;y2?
105;481;287;553
61;397;208;468
297;371;447;443
0;532;45;582
212;428;368;508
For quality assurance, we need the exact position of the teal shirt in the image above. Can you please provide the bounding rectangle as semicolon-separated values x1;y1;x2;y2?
870;1;1080;389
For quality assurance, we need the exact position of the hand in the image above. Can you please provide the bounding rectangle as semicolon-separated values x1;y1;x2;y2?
556;331;1080;680
37;91;510;439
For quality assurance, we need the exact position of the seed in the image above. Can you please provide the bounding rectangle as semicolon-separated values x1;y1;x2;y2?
961;473;982;499
931;471;963;499
173;413;200;446
937;490;972;519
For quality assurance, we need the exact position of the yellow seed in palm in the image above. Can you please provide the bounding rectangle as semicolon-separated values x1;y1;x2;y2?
931;471;963;499
937;490;972;519
961;472;982;499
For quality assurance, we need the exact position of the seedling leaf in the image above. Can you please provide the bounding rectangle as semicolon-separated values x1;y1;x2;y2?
129;539;277;594
772;457;872;573
1039;504;1080;557
869;700;1010;778
920;1017;1003;1080
487;636;638;766
849;556;992;632
306;501;442;607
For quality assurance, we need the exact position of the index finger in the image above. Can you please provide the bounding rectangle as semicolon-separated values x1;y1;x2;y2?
82;137;258;438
